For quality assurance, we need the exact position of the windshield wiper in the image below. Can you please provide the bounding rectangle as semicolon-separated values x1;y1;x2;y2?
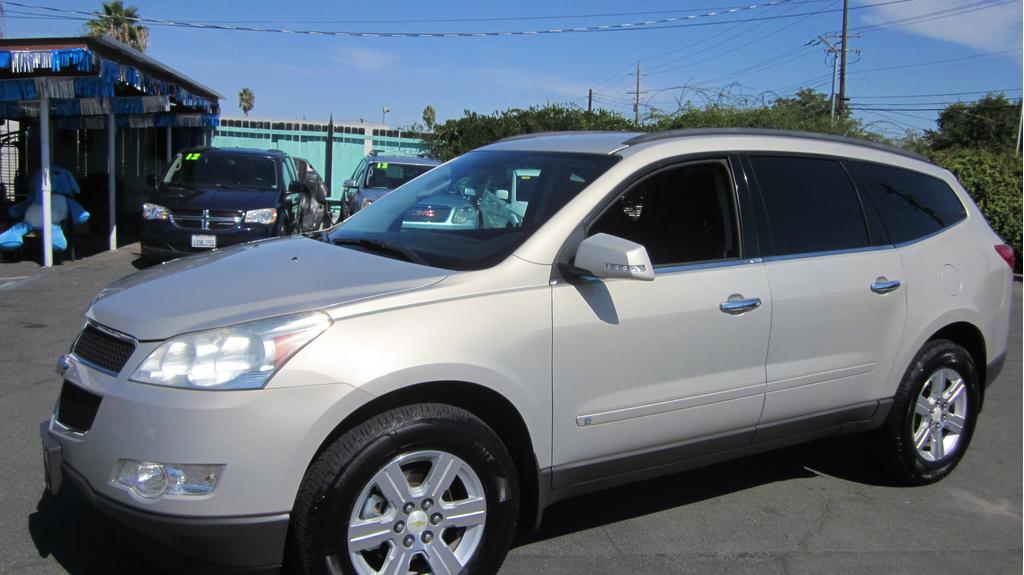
332;237;428;266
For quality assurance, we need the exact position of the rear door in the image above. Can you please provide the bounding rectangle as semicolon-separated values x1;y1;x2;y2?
744;155;907;438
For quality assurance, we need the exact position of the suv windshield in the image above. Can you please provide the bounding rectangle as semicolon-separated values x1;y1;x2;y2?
364;162;435;189
163;151;279;191
329;150;618;271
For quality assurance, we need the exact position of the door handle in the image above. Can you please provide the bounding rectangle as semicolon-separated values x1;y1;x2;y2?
870;279;901;294
720;297;762;315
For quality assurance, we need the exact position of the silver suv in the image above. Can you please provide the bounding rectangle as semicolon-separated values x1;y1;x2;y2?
42;129;1013;574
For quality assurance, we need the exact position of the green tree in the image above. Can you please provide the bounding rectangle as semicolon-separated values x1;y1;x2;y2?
651;89;865;137
238;88;255;116
426;104;634;161
86;1;149;52
925;94;1022;152
422;105;437;132
929;147;1022;254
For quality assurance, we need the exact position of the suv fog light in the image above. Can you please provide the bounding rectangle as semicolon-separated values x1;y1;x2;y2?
114;460;223;499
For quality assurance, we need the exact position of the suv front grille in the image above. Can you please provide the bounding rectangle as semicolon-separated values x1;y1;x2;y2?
56;381;102;433
171;209;244;231
72;324;136;374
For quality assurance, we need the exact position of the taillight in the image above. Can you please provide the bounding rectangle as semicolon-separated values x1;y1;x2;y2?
994;244;1015;269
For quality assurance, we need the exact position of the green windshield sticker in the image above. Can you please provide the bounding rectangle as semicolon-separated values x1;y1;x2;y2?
185;153;201;160
376;162;389;169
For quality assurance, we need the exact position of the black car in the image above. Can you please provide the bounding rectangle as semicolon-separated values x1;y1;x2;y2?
141;147;328;260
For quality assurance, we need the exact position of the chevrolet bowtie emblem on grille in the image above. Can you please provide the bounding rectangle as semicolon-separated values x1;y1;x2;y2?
56;354;71;377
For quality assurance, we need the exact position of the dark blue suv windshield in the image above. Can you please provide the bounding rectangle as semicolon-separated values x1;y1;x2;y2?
329;150;619;271
163;151;279;191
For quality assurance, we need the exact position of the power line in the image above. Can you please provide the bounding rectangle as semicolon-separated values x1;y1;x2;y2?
647;0;839;77
852;89;1023;99
643;1;799;74
0;0;911;39
140;1;841;26
854;0;1017;34
851;49;1022;74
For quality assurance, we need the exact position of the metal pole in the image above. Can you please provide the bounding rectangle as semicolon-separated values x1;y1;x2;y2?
634;61;641;124
830;53;839;125
107;110;116;251
39;93;52;267
165;125;172;164
588;89;593;113
1017;100;1022;156
837;0;849;116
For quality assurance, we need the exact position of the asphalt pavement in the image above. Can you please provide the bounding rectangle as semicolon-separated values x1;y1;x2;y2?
0;245;1020;574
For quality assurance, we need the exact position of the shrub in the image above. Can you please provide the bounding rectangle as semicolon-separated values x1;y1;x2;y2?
929;148;1022;254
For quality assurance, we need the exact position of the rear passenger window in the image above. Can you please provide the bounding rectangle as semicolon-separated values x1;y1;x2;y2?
750;156;869;256
589;161;739;266
850;162;966;244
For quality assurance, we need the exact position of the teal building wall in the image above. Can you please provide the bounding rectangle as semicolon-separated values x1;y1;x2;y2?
212;118;429;197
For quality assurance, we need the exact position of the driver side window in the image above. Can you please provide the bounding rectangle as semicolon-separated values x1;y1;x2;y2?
588;160;739;266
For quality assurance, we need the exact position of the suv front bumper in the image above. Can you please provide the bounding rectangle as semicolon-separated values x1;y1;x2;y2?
41;421;288;571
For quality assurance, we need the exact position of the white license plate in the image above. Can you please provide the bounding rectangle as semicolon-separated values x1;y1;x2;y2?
191;234;217;248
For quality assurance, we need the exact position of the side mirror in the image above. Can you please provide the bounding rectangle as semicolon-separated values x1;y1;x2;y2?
146;174;157;187
342;179;357;189
494;189;510;202
570;233;655;281
288;180;305;194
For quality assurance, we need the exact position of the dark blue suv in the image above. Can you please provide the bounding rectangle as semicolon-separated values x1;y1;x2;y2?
342;153;439;218
141;147;328;260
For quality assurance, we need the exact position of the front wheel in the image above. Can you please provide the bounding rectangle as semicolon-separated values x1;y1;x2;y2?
879;339;980;485
291;404;519;575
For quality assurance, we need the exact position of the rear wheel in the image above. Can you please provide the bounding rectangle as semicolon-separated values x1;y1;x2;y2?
291;404;519;575
879;340;979;485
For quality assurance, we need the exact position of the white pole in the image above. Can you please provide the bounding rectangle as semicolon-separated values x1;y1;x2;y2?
1016;100;1022;156
39;93;53;267
107;110;117;251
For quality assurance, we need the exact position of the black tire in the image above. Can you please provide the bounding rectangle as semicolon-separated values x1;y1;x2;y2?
290;403;519;575
879;339;980;485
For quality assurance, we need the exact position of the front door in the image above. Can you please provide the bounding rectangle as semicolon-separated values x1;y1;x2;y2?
550;159;771;488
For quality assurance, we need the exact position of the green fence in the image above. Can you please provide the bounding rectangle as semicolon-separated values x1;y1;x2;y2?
212;119;429;197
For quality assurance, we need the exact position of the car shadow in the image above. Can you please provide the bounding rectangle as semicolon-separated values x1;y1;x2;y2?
517;433;903;546
28;488;201;575
28;434;900;573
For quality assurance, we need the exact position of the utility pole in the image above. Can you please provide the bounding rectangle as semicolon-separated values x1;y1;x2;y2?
627;61;648;125
837;0;849;117
817;31;860;126
588;89;593;113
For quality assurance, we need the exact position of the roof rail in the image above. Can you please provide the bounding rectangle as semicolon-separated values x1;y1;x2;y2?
496;130;638;143
623;128;927;162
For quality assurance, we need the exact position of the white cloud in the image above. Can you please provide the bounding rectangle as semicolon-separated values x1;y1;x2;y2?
856;0;1023;52
331;47;399;73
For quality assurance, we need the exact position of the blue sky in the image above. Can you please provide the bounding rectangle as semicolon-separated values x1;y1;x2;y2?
4;0;1022;137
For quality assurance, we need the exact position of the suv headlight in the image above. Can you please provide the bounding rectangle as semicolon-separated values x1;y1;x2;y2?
244;208;278;224
142;203;170;221
130;311;332;390
452;206;478;225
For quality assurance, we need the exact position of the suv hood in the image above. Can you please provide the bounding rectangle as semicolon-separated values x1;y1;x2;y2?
87;236;447;340
155;185;279;212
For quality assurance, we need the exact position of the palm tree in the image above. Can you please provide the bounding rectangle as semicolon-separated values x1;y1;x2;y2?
238;88;255;116
422;105;437;131
86;1;150;52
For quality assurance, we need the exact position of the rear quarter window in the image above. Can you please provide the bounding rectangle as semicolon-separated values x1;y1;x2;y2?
849;161;967;244
750;156;870;256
